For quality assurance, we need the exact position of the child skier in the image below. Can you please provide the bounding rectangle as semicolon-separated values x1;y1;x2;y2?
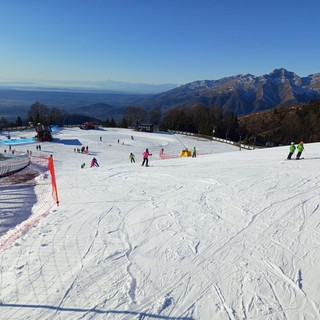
287;142;296;160
129;152;135;163
90;157;99;167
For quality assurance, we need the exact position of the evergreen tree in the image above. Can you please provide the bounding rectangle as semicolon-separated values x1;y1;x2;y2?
0;117;10;129
104;118;111;127
119;117;128;128
110;118;116;127
15;116;23;127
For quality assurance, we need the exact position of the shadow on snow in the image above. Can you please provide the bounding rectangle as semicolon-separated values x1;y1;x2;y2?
0;303;193;319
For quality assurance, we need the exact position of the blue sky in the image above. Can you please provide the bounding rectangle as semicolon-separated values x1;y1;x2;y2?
0;0;319;86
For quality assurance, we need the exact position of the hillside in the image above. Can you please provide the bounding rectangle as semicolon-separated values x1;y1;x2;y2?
238;99;320;145
1;128;320;319
142;68;320;116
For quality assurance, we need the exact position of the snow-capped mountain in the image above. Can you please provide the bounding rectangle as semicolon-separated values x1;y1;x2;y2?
144;68;320;115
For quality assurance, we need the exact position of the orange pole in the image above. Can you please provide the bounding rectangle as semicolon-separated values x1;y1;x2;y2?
48;155;60;206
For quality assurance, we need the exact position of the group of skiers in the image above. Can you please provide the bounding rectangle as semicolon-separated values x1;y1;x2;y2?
287;141;304;160
84;141;305;169
80;157;99;169
85;148;153;169
129;148;153;166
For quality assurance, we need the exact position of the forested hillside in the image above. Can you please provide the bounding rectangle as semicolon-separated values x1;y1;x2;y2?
238;100;320;145
1;97;320;147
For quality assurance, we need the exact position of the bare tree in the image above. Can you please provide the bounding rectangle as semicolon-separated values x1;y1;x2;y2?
124;106;147;127
191;104;211;135
150;107;162;125
28;102;50;125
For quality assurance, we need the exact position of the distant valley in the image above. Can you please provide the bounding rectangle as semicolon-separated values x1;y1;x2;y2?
0;89;151;121
1;68;320;122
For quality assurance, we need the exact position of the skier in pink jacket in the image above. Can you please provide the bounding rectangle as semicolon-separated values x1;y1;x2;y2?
90;157;99;167
141;148;152;167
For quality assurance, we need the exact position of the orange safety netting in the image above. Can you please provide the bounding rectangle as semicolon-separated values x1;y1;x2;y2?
48;155;59;206
0;154;59;251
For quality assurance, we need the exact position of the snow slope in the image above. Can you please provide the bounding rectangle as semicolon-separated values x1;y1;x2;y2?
1;127;320;320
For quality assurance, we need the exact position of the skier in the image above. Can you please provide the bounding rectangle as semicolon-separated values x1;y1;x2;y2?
129;152;135;163
296;141;304;160
287;142;296;160
142;148;152;167
90;157;99;167
192;146;197;158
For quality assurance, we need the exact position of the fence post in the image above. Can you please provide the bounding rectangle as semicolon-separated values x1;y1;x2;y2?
48;155;59;206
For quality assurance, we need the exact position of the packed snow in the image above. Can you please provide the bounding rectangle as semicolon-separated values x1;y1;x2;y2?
1;127;320;320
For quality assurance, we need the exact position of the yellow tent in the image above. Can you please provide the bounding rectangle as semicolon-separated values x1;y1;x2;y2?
180;149;191;157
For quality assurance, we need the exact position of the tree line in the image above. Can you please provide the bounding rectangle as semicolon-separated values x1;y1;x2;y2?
238;100;320;145
0;101;240;141
1;99;320;146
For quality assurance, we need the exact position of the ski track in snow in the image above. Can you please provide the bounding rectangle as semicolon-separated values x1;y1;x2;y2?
128;168;320;318
1;128;320;319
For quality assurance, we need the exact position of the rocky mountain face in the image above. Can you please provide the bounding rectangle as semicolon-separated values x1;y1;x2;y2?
144;68;320;116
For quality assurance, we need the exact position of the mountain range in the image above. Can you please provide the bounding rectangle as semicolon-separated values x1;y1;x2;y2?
142;68;320;116
1;68;320;122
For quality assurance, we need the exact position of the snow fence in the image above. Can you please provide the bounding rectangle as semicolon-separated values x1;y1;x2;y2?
0;153;31;178
0;154;59;251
